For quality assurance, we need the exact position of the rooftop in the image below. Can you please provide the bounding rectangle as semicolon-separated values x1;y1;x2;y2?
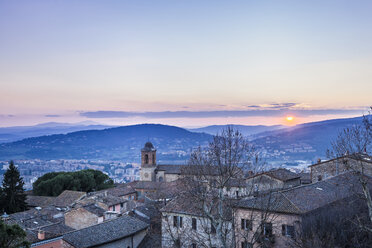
54;190;86;208
63;215;148;248
236;172;372;215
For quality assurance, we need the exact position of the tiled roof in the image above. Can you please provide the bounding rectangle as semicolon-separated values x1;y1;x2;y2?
265;168;300;182
309;153;372;167
26;195;56;207
156;164;185;174
98;184;136;197
63;215;149;248
83;204;105;217
236;172;371;215
161;194;233;219
54;190;86;208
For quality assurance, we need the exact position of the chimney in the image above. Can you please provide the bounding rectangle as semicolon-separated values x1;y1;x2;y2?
38;230;45;240
317;158;321;164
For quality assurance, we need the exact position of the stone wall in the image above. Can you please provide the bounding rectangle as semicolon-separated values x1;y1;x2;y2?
65;208;99;230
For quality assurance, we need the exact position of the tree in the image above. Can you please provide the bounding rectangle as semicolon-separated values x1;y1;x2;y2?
33;169;114;196
0;219;30;248
329;107;372;231
0;161;27;214
162;126;267;248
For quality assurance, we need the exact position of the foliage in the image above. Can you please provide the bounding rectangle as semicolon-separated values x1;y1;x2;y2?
0;219;30;248
32;169;114;196
0;161;28;214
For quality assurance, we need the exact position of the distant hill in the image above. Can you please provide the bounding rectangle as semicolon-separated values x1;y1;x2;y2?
0;117;368;165
0;122;112;143
0;124;212;162
189;124;285;136
252;116;366;162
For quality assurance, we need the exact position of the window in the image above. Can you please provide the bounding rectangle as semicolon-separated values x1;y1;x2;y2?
263;222;272;236
192;244;197;248
144;154;149;164
241;219;252;230
120;203;124;208
241;241;253;248
254;184;259;192
112;205;116;212
173;216;183;228
282;225;295;238
317;175;322;181
175;239;181;247
152;154;155;164
192;218;197;230
211;223;216;234
236;190;239;198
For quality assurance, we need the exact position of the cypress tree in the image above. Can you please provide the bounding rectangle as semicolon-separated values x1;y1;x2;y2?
1;161;27;214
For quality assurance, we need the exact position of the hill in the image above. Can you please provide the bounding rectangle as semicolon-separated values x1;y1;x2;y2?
0;122;112;143
189;124;285;136
253;116;366;163
0;124;212;162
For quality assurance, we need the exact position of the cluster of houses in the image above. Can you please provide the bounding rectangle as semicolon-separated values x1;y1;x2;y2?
2;142;372;248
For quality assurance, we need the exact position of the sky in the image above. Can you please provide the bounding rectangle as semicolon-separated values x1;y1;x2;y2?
0;0;371;127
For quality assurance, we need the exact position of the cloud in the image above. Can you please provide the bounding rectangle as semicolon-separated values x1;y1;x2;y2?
268;103;297;109
45;114;61;117
80;109;364;119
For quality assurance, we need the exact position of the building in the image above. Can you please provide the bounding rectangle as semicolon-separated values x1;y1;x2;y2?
62;215;149;248
139;142;185;182
309;153;372;183
234;172;372;248
160;195;233;248
245;168;301;193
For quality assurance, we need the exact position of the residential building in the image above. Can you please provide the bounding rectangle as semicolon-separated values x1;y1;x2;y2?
310;153;372;182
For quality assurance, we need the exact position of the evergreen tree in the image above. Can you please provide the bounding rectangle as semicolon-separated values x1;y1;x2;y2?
1;161;27;214
0;219;30;248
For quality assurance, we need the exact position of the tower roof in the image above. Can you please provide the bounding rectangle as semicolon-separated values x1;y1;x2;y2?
142;142;156;152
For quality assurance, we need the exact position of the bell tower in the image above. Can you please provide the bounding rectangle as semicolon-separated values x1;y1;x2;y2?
140;142;157;181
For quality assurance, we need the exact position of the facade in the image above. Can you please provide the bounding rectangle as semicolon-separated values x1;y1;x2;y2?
161;196;233;248
234;172;372;248
309;153;372;183
65;205;105;230
245;168;301;193
139;142;185;183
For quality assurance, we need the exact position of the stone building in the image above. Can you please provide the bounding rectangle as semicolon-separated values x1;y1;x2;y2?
62;215;149;248
309;153;372;183
139;142;185;182
160;195;233;248
234;172;372;248
245;168;301;193
65;204;105;229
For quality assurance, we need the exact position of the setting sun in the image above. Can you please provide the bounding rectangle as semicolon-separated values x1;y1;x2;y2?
286;116;294;121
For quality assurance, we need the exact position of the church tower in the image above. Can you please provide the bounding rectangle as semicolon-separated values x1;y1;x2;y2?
140;142;157;181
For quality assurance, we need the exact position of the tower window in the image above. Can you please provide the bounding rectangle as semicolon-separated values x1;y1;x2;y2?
152;154;155;164
145;154;149;164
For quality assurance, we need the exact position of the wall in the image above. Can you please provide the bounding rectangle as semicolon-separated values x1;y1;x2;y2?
140;167;156;181
33;239;64;248
234;208;301;248
164;173;179;182
311;157;372;183
65;208;99;230
161;211;233;248
246;175;284;193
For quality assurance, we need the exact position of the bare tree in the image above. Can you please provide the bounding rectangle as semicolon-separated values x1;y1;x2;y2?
173;126;267;248
289;196;372;248
329;107;372;230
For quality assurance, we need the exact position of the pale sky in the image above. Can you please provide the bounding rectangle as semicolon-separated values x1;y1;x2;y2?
0;0;371;127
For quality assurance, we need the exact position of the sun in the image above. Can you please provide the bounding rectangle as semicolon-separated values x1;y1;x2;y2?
286;116;294;122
